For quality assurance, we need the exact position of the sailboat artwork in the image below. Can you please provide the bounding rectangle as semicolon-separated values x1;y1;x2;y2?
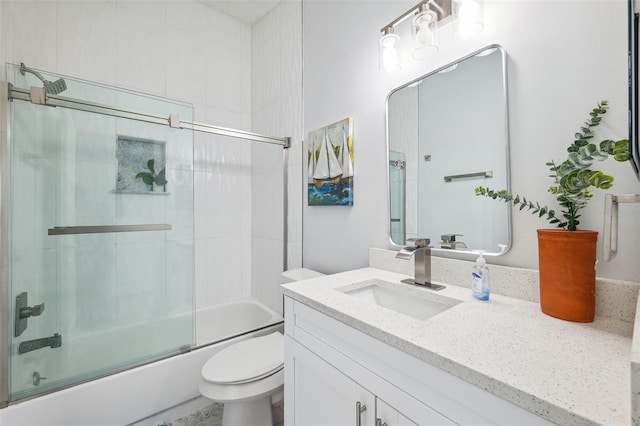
308;117;354;206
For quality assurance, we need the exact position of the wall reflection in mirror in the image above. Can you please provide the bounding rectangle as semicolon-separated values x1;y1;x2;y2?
387;45;511;256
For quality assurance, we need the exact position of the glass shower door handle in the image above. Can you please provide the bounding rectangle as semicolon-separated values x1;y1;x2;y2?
47;224;172;235
20;303;44;319
14;292;45;337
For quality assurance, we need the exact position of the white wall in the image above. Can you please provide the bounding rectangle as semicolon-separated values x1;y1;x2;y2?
252;0;303;314
303;0;640;282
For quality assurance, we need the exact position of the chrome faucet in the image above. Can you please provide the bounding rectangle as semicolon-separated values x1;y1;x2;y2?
440;234;468;250
395;238;445;291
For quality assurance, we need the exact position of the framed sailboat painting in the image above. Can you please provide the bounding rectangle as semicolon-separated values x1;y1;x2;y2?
308;117;354;206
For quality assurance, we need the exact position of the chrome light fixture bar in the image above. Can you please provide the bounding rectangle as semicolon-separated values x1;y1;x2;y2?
381;0;448;32
379;0;485;72
379;0;451;71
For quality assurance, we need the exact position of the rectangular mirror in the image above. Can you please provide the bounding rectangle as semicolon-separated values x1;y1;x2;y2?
386;45;511;256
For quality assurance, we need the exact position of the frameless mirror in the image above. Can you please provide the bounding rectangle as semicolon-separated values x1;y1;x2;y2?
387;45;511;256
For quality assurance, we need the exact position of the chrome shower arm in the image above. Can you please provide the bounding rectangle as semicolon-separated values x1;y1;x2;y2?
19;62;47;84
19;62;67;95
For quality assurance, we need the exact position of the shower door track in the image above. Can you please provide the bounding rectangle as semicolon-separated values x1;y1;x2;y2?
6;81;290;268
1;80;292;408
8;85;291;147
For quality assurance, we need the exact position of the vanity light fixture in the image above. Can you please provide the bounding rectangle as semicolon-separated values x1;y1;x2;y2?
452;0;484;37
379;26;401;72
379;0;484;72
379;1;447;72
412;3;439;60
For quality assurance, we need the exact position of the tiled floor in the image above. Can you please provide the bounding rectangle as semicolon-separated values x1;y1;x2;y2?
169;403;223;426
168;401;284;426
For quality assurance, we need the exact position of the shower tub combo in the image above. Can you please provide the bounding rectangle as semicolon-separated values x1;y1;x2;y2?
1;299;283;425
0;65;289;424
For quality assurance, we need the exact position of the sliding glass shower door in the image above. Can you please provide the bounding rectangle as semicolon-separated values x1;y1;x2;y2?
7;66;195;400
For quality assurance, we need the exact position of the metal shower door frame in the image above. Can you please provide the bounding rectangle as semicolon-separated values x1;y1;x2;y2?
0;79;291;407
0;81;11;408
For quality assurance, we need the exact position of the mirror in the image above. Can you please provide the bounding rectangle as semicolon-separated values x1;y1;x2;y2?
386;45;511;256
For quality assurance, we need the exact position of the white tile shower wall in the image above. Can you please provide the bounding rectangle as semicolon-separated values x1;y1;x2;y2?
0;0;253;315
251;0;303;315
58;1;118;87
0;1;58;83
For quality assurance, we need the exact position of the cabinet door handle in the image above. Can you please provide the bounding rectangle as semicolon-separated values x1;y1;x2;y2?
356;401;367;426
376;419;388;426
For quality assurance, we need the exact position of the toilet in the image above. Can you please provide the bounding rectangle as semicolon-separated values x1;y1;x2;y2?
199;268;324;426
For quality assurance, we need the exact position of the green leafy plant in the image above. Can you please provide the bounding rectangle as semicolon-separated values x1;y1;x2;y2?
135;159;167;191
475;101;629;231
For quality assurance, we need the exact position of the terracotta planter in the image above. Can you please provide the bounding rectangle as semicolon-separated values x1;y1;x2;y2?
537;229;598;322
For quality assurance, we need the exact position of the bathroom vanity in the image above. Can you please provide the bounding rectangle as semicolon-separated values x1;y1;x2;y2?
282;266;633;425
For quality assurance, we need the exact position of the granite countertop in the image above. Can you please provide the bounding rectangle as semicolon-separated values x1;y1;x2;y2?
281;267;634;426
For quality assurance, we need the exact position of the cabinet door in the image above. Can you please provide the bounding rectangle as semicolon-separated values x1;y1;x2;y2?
376;398;418;426
288;338;376;426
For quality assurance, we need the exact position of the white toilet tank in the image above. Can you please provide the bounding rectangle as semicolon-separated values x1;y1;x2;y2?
281;268;325;283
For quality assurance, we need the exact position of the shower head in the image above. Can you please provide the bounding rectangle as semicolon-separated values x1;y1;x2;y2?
43;78;67;95
19;62;67;95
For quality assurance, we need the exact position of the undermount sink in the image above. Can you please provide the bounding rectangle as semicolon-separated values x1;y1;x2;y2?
343;281;456;321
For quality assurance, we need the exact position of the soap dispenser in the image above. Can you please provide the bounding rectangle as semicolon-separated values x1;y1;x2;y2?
472;252;490;301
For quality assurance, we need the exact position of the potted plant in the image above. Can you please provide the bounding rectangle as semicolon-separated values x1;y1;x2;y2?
135;159;168;192
475;101;629;322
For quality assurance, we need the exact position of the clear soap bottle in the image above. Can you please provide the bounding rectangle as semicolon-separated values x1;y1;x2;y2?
472;252;490;301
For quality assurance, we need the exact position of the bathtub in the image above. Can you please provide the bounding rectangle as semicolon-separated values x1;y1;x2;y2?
196;297;282;346
0;297;283;426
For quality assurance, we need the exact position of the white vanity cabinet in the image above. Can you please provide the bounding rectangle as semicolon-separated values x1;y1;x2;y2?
284;297;554;426
376;399;418;426
286;331;435;426
287;335;376;425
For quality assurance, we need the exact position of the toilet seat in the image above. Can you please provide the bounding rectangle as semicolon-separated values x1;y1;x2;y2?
200;368;284;404
202;332;284;385
199;332;285;405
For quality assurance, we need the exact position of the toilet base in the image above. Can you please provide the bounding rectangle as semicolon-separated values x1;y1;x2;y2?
222;396;273;426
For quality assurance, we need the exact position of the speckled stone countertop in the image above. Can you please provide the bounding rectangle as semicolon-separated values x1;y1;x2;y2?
281;267;633;426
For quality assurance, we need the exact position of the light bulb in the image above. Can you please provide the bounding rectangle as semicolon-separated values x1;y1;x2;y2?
382;45;400;72
454;0;484;37
379;31;400;72
415;20;432;45
459;0;480;19
412;9;438;60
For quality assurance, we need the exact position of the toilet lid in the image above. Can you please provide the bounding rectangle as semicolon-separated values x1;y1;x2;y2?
202;332;284;385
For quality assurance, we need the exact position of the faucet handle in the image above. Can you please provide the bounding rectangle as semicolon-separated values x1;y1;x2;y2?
407;237;430;248
441;234;463;243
